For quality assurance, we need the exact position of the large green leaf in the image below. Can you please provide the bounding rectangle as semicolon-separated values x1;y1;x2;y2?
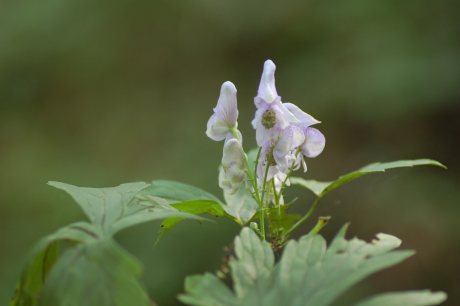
48;181;206;235
156;200;227;240
39;239;151;306
353;291;447;306
140;180;222;203
180;226;446;306
9;222;102;306
9;242;58;306
291;159;446;198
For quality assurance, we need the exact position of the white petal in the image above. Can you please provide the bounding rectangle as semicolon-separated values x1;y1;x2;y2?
284;102;320;126
215;81;238;126
274;125;305;164
222;138;245;168
206;114;229;141
257;60;278;103
220;139;246;194
302;127;326;158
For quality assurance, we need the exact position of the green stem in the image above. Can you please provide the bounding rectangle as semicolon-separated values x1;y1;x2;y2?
284;196;322;238
258;163;272;240
308;216;331;235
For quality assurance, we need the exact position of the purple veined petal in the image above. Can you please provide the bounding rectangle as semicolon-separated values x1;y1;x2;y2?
257;60;278;104
284;102;320;127
273;125;305;167
301;127;326;158
214;81;238;126
255;122;268;147
206;114;229;141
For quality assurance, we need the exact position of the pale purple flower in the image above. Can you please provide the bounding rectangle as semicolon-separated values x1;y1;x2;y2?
218;138;246;194
251;60;297;146
256;125;303;183
206;81;239;141
272;125;305;172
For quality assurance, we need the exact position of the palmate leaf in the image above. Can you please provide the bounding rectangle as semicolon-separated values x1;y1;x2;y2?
354;291;447;306
10;222;102;306
9;242;58;306
141;180;222;203
139;180;234;233
48;181;207;235
291;159;446;199
156;200;226;239
142;179;257;225
39;239;151;306
11;181;218;306
180;227;446;306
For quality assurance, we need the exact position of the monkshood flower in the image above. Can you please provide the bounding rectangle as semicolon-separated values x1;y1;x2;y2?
218;138;246;194
206;81;240;142
251;60;297;146
256;125;304;178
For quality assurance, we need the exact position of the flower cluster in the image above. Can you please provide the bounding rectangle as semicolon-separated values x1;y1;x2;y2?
206;60;325;206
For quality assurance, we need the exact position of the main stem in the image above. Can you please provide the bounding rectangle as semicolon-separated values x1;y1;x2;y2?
259;163;271;240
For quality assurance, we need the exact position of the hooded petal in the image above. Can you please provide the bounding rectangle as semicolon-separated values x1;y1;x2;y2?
206;81;238;141
301;127;326;158
257;60;278;103
284;102;320;127
215;81;238;126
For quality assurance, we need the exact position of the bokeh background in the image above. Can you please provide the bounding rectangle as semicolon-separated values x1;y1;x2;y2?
1;0;459;305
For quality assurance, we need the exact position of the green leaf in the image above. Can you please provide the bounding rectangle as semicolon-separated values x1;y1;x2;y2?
9;222;101;306
230;228;274;299
9;242;58;306
39;239;151;306
291;159;446;198
157;200;227;239
141;180;222;203
353;290;447;306
49;181;206;235
223;185;258;224
181;226;446;306
266;206;301;237
179;273;239;306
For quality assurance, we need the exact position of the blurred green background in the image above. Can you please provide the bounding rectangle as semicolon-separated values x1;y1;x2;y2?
1;0;459;305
